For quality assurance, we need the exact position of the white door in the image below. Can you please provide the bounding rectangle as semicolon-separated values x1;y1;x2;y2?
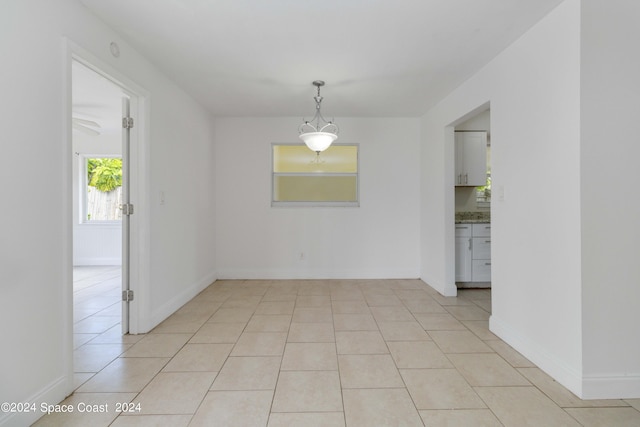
121;96;132;333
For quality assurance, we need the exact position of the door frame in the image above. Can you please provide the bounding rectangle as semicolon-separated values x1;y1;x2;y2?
63;38;151;393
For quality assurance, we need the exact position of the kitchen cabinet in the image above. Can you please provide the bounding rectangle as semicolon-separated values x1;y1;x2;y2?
455;224;472;282
471;223;491;282
455;222;491;285
455;131;487;187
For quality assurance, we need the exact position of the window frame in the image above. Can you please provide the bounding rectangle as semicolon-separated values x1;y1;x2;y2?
271;143;360;208
79;153;123;225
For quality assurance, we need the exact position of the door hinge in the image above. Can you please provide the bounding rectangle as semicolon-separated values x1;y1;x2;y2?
122;117;134;129
120;203;134;215
122;289;134;302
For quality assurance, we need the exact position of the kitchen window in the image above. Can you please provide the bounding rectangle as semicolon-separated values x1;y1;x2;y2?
271;143;359;207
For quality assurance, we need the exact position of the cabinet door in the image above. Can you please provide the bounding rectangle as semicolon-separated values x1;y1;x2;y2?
455;132;487;187
455;236;472;281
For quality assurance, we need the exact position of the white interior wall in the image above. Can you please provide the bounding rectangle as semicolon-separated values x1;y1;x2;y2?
214;117;421;279
0;1;216;425
421;0;584;395
72;129;122;266
580;0;640;398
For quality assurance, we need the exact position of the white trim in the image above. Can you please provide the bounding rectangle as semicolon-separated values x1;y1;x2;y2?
146;271;218;332
74;257;122;266
582;374;640;400
490;314;583;397
0;375;68;427
216;269;421;280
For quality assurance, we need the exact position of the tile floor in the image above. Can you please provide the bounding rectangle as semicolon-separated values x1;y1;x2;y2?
34;274;640;426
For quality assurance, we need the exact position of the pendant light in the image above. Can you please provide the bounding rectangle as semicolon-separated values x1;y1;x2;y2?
298;80;339;153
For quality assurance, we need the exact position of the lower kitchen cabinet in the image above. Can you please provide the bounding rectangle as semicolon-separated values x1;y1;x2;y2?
455;222;491;285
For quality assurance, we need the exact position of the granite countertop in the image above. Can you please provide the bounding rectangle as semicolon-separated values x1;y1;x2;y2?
455;211;491;224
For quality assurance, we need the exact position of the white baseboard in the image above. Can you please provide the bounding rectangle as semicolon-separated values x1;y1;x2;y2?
489;314;583;397
217;268;420;280
147;271;217;331
73;257;122;266
582;374;640;399
0;375;68;427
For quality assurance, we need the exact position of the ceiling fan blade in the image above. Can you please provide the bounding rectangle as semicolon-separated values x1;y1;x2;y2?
73;122;101;136
72;117;102;129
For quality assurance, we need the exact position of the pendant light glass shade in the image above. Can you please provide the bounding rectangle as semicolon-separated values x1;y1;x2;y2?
299;131;338;152
298;81;338;153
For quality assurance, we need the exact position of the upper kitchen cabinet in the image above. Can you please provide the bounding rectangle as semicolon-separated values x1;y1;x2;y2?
455;131;487;186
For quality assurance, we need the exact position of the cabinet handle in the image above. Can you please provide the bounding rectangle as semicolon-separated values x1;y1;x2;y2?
468;238;472;251
485;262;491;266
485;240;491;243
464;173;468;184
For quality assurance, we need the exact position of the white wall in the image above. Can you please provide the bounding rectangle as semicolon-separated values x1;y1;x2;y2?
72;129;122;266
215;117;421;279
0;1;216;425
580;0;640;398
421;0;584;396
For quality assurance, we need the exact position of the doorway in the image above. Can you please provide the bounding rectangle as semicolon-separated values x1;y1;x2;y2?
70;54;141;389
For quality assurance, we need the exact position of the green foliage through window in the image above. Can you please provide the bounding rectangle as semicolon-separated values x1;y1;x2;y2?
87;158;122;192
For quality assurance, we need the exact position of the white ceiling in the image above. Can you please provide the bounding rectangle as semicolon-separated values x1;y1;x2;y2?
79;0;564;118
72;60;124;135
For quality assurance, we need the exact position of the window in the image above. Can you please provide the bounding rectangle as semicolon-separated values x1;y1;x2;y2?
475;144;491;208
272;144;359;207
82;156;123;222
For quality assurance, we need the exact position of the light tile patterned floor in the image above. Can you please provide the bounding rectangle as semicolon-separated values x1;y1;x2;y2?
34;275;640;426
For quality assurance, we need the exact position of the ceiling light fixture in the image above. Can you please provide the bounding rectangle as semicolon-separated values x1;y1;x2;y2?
299;80;338;153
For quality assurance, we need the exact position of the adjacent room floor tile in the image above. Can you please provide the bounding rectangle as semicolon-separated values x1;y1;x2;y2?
230;332;287;356
517;367;629;408
448;353;530;386
245;314;291;332
267;412;346;427
333;314;378;331
343;388;423;427
475;386;581;426
287;322;335;343
335;331;388;354
429;330;494;353
564;407;640;427
133;372;216;414
74;343;131;372
338;354;404;388
189;322;246;343
110;415;192;427
121;334;192;358
211;356;282;390
400;369;486;409
77;357;169;392
189;390;273;427
377;321;430;341
281;342;338;371
387;341;452;369
419;409;503;427
413;313;467;331
162;343;232;372
272;371;343;412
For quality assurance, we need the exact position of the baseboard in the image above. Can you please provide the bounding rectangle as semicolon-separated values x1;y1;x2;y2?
419;275;457;297
73;257;122;266
217;268;420;280
489;314;583;397
582;374;640;399
0;375;68;427
147;271;217;331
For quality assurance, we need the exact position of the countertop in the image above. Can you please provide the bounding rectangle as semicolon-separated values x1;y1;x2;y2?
455;212;491;224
